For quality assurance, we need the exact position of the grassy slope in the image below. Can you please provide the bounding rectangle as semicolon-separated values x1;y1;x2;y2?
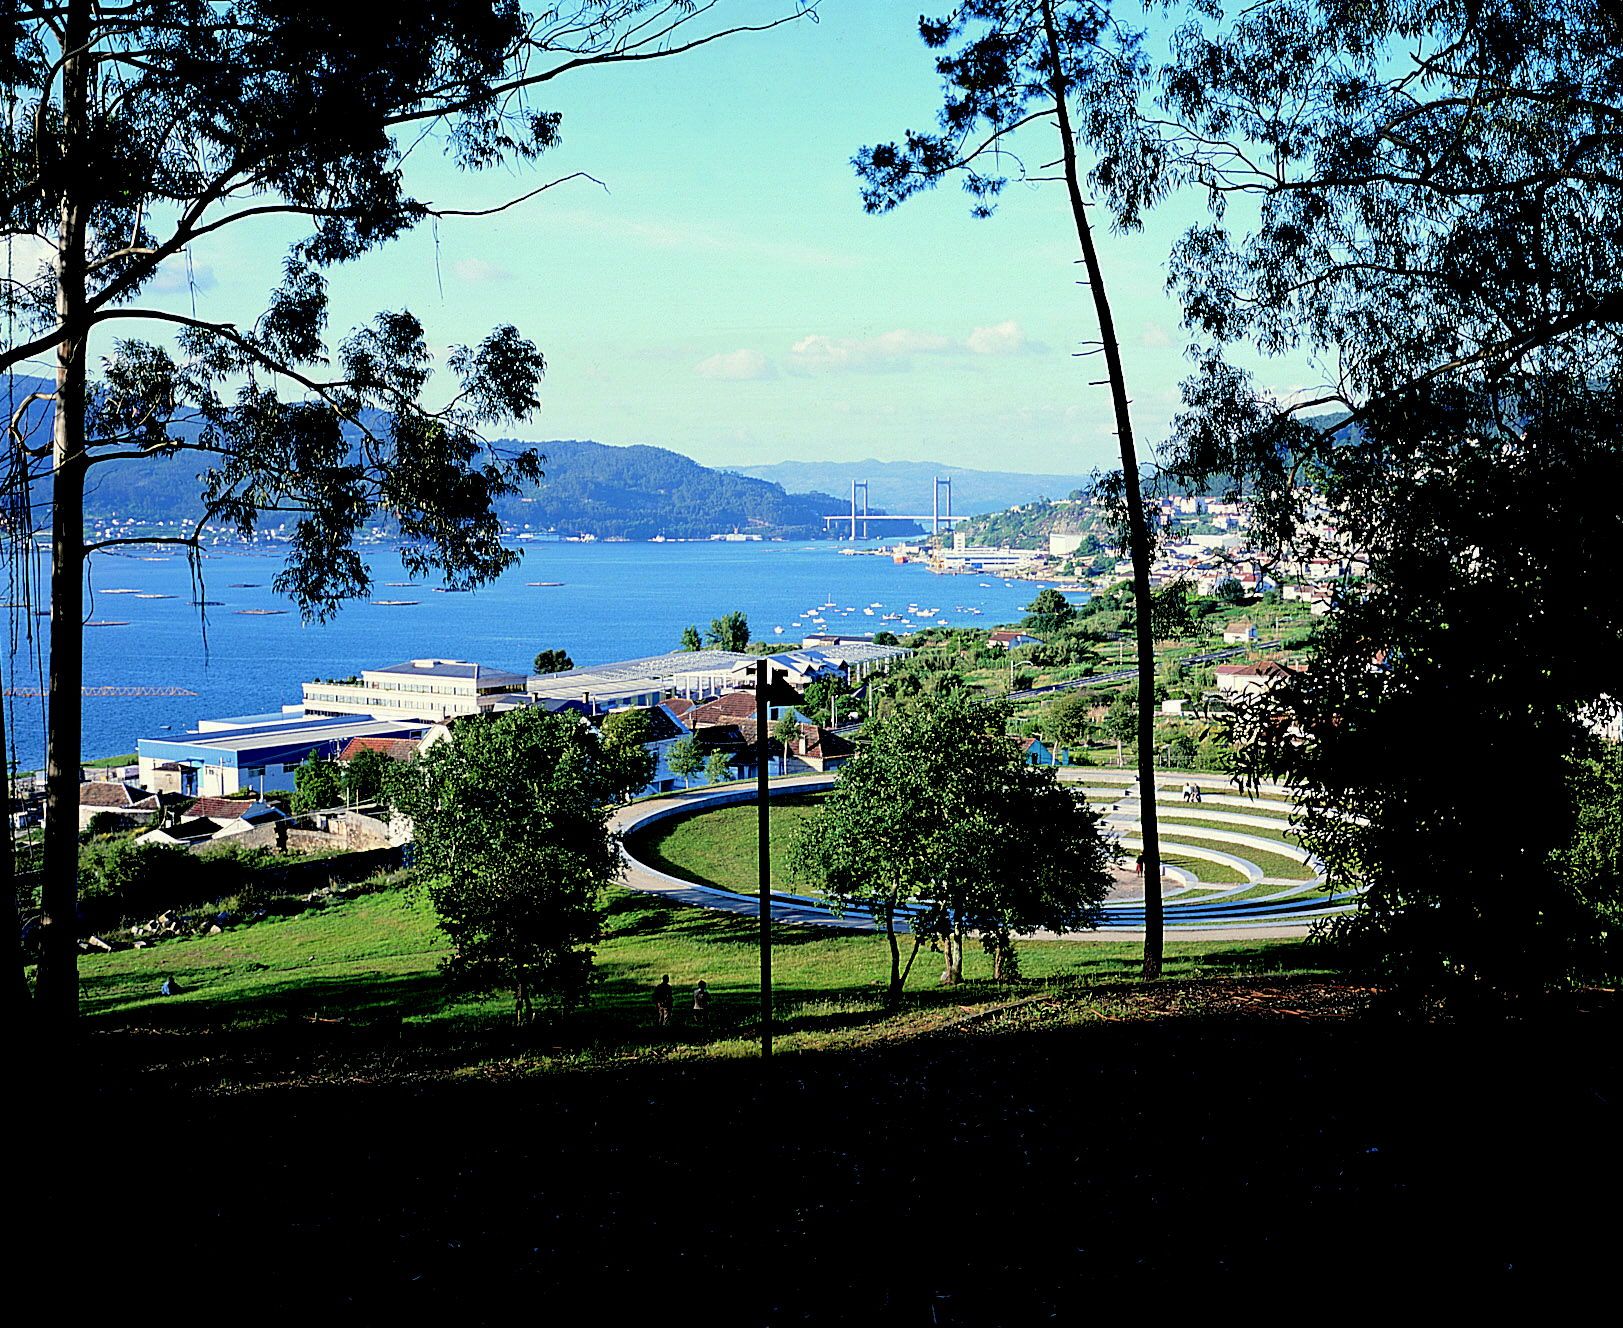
78;884;1318;1061
626;793;827;894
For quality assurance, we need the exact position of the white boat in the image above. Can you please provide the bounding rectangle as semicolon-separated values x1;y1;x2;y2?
773;626;784;634
863;608;874;615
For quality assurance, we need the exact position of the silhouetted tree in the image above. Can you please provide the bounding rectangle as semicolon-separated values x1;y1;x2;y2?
533;649;574;675
1155;0;1623;1007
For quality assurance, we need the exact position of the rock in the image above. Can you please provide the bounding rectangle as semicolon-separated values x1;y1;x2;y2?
132;940;148;949
206;923;223;936
86;934;115;952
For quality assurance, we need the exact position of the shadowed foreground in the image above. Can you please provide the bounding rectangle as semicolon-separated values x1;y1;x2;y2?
22;978;1618;1322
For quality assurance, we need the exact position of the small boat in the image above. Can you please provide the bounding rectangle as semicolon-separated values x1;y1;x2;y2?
228;583;263;588
133;593;173;600
85;620;130;627
102;588;140;596
385;581;419;588
236;608;287;616
773;626;784;635
372;599;419;606
863;608;874;615
433;587;470;594
526;581;565;587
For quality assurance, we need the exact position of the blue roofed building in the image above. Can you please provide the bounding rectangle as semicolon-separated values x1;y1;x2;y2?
137;715;431;798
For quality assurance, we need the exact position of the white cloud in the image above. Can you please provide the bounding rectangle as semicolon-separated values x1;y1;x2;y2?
788;328;953;374
967;319;1026;355
696;348;775;381
452;257;512;284
150;257;217;294
789;321;1042;373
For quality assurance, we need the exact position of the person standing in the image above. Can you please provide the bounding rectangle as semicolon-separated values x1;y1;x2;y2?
691;979;709;1026
653;974;674;1029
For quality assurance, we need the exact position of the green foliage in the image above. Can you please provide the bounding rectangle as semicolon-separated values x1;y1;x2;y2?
772;713;803;774
291;753;344;814
1042;691;1095;748
705;611;751;652
341;748;395;807
803;675;858;726
666;736;703;788
532;648;574;675
1213;578;1246;605
679;625;703;652
872;630;900;647
704;751;735;786
790;692;1114;999
1023;587;1076;634
598;708;659;801
390;708;623;1025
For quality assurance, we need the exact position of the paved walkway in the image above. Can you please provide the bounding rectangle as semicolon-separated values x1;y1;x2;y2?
611;776;1331;939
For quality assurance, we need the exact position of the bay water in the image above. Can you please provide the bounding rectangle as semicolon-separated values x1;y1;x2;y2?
5;539;1045;770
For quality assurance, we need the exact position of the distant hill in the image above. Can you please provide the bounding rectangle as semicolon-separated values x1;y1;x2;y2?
492;439;910;540
723;459;1090;517
0;375;905;539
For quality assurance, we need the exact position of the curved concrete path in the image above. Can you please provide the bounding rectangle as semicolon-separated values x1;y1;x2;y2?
611;775;1337;939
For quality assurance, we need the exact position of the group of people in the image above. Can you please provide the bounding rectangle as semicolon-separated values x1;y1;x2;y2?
1180;781;1204;803
652;974;708;1030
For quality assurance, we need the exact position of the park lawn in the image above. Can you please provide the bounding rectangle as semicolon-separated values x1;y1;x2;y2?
1159;814;1300;842
1161;853;1248;885
75;883;1324;1068
1169;880;1334;907
1158;833;1318;881
627;793;828;896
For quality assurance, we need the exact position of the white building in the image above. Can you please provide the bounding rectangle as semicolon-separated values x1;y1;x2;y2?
302;658;527;722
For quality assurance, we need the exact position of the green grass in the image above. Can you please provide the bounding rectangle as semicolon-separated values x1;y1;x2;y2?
1161;853;1248;885
83;752;138;768
75;883;1326;1062
1171;880;1332;907
1159;814;1301;843
626;793;828;895
1158;833;1317;881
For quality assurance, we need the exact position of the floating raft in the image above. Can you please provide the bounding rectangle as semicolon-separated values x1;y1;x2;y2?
5;685;199;698
235;608;287;616
371;599;419;606
84;620;130;627
527;581;565;587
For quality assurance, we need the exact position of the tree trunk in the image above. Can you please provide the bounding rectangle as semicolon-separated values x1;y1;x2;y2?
36;0;91;1026
939;930;964;986
2;652;29;1020
1041;0;1163;979
884;904;903;1008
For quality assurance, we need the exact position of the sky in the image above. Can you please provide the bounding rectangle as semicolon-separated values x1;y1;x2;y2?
109;2;1317;479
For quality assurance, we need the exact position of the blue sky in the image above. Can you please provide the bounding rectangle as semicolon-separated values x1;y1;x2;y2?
131;2;1309;478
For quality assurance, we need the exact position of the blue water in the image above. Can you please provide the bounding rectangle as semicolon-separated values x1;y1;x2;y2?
4;539;1045;769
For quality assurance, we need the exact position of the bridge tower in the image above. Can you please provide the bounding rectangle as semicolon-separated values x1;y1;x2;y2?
848;480;870;539
931;477;953;535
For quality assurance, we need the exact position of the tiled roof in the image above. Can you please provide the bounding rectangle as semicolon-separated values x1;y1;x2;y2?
185;796;256;820
78;781;151;808
337;736;421;763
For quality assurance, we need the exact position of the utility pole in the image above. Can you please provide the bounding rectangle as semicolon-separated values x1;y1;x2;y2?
755;658;774;1059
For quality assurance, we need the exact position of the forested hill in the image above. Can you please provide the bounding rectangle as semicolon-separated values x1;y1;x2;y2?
0;370;890;539
494;439;893;539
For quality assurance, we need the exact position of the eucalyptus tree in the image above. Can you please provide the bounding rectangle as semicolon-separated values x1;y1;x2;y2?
855;0;1173;975
1150;0;1623;1005
1;0;810;1023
